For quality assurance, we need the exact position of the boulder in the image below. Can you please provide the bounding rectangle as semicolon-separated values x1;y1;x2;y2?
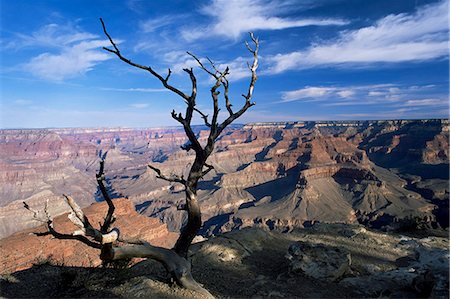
340;269;419;297
339;236;449;298
286;241;351;282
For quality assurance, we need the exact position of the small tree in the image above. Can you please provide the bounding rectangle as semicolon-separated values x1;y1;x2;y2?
24;19;259;297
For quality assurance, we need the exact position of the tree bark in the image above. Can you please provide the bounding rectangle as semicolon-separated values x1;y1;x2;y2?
107;243;213;298
174;186;202;258
25;19;259;298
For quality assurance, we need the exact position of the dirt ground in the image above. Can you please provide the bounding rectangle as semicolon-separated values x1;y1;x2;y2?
1;225;447;298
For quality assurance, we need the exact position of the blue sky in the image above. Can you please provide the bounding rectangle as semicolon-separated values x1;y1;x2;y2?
0;0;448;128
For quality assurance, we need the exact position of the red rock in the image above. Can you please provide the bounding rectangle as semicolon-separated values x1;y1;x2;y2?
0;120;447;239
0;198;178;274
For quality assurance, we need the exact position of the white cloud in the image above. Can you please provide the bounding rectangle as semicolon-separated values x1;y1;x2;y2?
17;24;112;81
403;98;447;107
160;51;203;73
280;83;448;109
268;0;449;73
282;87;333;102
281;86;365;102
163;51;188;63
337;90;355;98
25;40;111;81
181;0;348;41
368;91;385;97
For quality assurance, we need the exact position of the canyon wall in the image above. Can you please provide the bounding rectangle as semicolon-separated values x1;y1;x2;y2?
0;119;448;238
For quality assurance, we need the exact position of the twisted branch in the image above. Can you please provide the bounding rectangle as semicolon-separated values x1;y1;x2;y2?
96;159;115;233
100;18;191;102
148;164;186;185
77;19;259;297
201;163;215;178
24;197;103;249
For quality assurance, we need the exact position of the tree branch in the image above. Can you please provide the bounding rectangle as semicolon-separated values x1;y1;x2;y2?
96;159;115;233
63;194;106;242
187;52;216;78
194;107;211;127
100;18;190;101
201;163;215;178
171;109;185;124
148;165;186;185
97;20;258;297
183;67;196;99
215;32;259;139
23;198;102;249
222;76;233;115
23;201;48;224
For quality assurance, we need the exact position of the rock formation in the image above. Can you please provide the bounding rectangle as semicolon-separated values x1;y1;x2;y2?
0;120;448;239
285;223;449;298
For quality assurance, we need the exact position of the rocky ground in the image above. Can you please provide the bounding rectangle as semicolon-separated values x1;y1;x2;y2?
1;224;448;298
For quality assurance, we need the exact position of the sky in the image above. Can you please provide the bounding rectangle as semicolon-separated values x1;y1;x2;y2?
0;0;448;128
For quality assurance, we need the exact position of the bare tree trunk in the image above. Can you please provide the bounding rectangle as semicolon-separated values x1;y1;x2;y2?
24;19;259;298
175;185;201;258
106;242;211;296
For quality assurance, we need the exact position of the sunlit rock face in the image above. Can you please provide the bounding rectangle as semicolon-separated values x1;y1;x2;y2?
0;198;178;274
0;119;448;239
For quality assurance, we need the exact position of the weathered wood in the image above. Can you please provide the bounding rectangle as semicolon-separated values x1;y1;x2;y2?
96;158;115;233
111;242;213;298
25;19;259;297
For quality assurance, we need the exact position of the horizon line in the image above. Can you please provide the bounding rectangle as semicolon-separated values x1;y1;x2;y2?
0;118;447;131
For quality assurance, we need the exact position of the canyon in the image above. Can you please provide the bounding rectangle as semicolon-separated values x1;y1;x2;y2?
0;119;448;240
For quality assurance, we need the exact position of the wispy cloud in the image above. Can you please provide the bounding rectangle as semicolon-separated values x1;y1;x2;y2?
336;108;420;120
101;87;167;92
14;23;111;81
5;23;97;50
130;103;150;108
139;15;186;33
268;0;448;73
25;40;111;81
162;51;253;82
181;0;348;41
214;56;255;82
282;87;335;102
13;99;33;106
280;83;448;110
402;98;447;107
162;51;201;73
281;85;377;102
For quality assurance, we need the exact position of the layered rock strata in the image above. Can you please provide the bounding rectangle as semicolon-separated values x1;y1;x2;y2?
0;120;447;238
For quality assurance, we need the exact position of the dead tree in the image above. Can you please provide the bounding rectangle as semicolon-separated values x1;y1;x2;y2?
24;19;258;297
